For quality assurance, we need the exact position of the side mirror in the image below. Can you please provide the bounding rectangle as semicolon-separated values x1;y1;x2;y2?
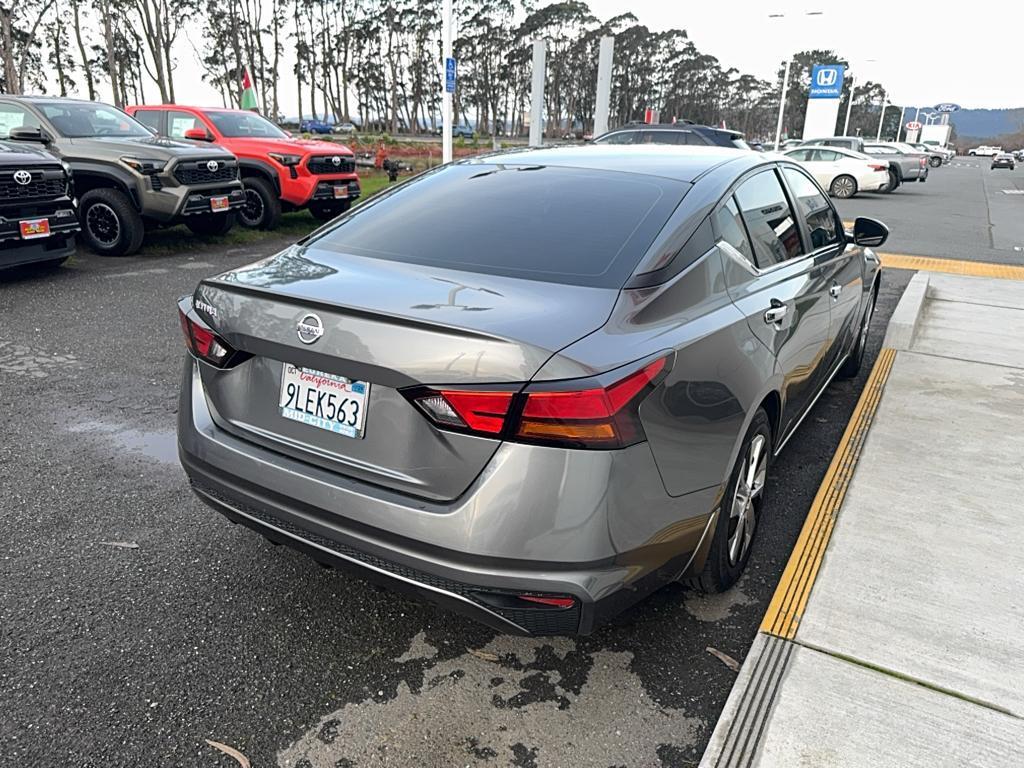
184;128;212;141
852;216;889;248
9;126;50;144
146;125;159;136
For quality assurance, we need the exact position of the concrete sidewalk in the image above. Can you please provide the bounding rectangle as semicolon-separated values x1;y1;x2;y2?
700;272;1024;767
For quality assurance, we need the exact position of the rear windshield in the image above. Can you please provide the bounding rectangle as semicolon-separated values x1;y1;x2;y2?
309;163;687;287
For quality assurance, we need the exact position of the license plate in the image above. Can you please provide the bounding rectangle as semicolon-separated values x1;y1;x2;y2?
210;196;230;212
333;186;349;199
279;364;369;439
19;218;50;240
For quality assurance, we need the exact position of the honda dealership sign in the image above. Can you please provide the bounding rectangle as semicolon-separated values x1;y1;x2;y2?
809;64;845;99
803;64;846;139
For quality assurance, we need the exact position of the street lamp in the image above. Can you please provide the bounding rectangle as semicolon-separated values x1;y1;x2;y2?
769;10;824;150
876;100;890;141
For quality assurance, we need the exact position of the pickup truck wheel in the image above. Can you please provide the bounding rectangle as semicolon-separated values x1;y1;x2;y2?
687;408;771;593
186;212;236;236
79;188;145;257
829;175;857;199
879;168;899;194
238;176;282;230
308;200;351;222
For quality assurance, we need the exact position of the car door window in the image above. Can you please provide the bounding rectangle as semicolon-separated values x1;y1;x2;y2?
0;103;41;139
598;131;636;145
167;110;204;138
133;109;162;133
713;196;757;267
638;130;681;145
782;167;842;251
734;169;804;269
786;149;811;161
810;149;839;162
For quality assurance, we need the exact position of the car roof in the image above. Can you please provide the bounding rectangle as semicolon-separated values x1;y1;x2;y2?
460;144;761;183
601;122;744;138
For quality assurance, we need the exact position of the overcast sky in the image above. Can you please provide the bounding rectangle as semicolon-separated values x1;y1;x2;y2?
152;0;1011;113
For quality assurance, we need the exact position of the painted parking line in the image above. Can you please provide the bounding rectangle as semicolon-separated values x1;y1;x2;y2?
878;253;1024;280
761;347;896;640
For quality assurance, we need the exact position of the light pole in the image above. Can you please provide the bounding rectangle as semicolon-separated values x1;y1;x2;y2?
896;105;906;142
768;10;824;149
441;0;453;164
876;100;890;141
842;72;855;136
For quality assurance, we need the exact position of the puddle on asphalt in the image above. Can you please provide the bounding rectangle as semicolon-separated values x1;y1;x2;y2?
67;420;178;464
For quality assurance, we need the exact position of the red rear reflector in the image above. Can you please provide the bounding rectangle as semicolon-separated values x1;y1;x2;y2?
518;595;576;609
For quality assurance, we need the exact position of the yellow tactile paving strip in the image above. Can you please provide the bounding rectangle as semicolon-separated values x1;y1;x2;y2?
760;347;897;640
879;253;1024;280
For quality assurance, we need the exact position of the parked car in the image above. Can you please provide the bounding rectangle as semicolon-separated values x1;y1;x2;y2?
593;121;751;150
0;139;79;270
783;146;889;198
128;105;361;228
1014;149;1024;163
332;122;357;135
0;96;245;256
799;136;865;153
176;145;884;636
863;142;929;191
969;145;1002;157
908;142;951;167
300;118;333;135
991;152;1016;170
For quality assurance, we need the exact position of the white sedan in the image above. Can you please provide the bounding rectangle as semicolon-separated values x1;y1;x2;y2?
783;146;890;198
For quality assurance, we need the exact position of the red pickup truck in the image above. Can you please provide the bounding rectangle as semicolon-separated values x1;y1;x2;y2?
127;105;360;229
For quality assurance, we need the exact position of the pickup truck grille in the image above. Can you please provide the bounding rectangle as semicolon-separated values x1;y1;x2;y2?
0;169;65;203
173;160;238;185
307;155;356;175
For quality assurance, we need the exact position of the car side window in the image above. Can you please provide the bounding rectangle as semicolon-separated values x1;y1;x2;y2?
167;110;204;138
639;130;682;145
713;196;757;267
782;167;842;250
133;109;162;133
786;149;811;161
734;169;804;268
0;103;41;139
811;149;839;162
599;131;636;145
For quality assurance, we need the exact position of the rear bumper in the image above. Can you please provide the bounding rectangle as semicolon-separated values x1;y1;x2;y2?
178;359;715;635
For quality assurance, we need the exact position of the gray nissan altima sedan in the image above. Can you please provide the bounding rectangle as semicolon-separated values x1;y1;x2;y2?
177;145;886;636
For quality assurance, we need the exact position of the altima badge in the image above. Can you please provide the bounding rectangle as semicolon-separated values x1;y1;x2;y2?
297;313;324;344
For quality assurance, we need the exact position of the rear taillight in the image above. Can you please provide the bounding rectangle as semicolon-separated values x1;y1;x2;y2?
405;356;668;449
178;307;238;367
919;157;927;167
869;163;888;172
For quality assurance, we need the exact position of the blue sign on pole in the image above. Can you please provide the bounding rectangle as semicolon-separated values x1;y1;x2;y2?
808;64;845;99
445;57;457;93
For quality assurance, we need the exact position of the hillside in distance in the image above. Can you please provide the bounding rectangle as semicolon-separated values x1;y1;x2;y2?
947;108;1024;140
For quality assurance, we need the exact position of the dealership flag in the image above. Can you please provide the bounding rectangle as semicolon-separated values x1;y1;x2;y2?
240;67;259;111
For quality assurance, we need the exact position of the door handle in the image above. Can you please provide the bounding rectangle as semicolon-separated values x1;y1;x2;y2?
829;283;842;299
764;300;788;325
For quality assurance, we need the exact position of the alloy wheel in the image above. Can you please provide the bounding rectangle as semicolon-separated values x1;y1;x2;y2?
831;176;855;198
86;202;120;246
240;188;265;227
727;433;767;566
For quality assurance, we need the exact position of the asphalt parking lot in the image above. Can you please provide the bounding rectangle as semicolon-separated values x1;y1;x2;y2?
2;153;1015;768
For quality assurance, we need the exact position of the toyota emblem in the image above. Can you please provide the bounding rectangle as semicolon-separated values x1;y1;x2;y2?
13;170;32;185
331;156;341;166
206;160;220;173
296;313;324;345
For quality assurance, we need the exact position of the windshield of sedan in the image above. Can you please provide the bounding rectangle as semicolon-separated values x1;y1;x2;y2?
205;111;289;138
309;163;687;287
36;102;152;138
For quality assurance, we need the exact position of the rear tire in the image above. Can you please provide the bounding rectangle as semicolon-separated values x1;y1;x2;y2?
688;409;771;593
879;168;900;194
839;286;876;379
308;200;351;222
186;212;236;236
929;156;941;168
829;175;857;199
79;188;145;257
238;176;282;230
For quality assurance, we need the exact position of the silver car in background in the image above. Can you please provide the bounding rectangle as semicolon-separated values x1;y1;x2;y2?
177;145;885;635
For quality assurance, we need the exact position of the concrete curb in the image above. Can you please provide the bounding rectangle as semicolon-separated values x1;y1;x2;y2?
881;271;930;350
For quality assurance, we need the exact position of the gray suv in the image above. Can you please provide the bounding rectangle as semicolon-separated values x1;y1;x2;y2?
1;96;246;256
176;146;884;635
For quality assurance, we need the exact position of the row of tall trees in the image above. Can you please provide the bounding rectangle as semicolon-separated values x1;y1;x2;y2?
0;0;899;140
